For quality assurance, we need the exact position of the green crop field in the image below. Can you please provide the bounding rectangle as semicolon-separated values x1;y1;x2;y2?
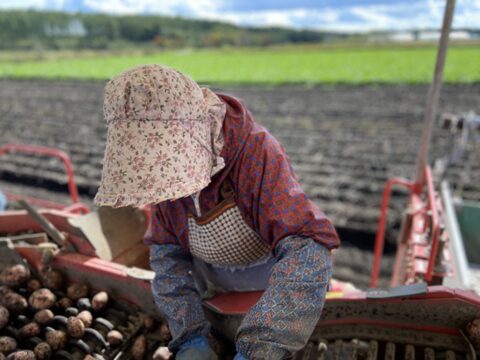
0;45;479;84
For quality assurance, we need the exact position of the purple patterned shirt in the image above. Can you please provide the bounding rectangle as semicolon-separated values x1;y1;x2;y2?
145;94;339;251
147;94;340;358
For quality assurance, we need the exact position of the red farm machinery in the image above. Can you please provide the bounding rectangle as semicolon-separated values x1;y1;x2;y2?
0;0;479;359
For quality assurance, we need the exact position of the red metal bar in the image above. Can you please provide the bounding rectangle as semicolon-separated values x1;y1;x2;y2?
62;202;91;215
0;143;80;205
425;166;440;282
370;177;414;288
5;193;70;211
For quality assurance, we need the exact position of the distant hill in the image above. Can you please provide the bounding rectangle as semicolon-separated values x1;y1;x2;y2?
0;10;350;50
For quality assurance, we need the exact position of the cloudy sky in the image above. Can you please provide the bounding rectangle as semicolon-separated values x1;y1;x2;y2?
0;0;479;32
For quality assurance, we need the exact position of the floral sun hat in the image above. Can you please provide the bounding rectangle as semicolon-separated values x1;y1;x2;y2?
94;64;226;208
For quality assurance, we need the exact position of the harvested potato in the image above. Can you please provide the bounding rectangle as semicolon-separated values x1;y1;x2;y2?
66;283;89;301
143;315;157;331
76;310;93;328
28;289;56;310
0;265;30;289
83;356;95;360
5;350;35;360
0;287;11;297
64;307;78;317
34;309;54;325
19;322;41;338
45;330;67;351
2;292;27;314
33;343;51;360
107;330;123;347
159;322;172;343
40;270;63;291
0;337;17;355
153;346;172;360
0;306;9;330
57;297;73;309
91;291;108;312
131;335;147;360
466;318;480;348
26;279;42;293
66;316;85;338
76;298;92;311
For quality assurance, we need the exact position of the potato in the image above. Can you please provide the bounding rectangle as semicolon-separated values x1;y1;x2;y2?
91;291;108;312
33;343;51;360
5;350;35;360
0;337;17;355
26;279;42;293
45;330;67;351
19;322;41;338
57;297;73;309
107;330;123;347
66;283;89;301
131;335;147;360
466;318;480;348
2;292;27;314
40;270;63;291
0;265;30;289
66;316;85;338
0;287;11;297
28;289;56;310
64;307;78;317
0;306;9;330
153;346;172;360
76;310;93;328
34;309;54;325
83;356;95;360
143;315;157;331
76;298;92;311
159;322;172;343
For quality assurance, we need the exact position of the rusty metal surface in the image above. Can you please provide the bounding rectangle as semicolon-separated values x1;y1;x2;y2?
293;338;469;360
320;297;480;329
311;324;469;352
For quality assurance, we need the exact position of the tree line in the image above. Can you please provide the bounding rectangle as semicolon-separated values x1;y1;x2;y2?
0;10;348;50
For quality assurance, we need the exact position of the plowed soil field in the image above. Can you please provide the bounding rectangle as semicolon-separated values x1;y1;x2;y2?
0;80;479;288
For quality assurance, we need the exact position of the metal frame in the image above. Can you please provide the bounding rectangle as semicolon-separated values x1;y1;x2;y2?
0;143;89;214
370;166;446;288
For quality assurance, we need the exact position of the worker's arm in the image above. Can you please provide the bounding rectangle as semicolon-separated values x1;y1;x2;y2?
150;243;211;351
231;125;338;358
235;235;332;358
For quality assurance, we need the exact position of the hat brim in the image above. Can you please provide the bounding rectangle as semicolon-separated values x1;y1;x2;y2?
94;119;212;208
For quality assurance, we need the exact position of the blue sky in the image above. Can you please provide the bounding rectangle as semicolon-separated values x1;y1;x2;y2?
1;0;479;32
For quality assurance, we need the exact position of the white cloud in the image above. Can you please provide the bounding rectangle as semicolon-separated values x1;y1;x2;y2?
210;8;340;28
0;0;46;9
186;1;480;32
83;0;221;17
0;0;479;32
350;6;392;27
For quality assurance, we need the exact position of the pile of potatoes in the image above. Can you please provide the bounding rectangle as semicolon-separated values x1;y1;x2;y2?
0;263;173;360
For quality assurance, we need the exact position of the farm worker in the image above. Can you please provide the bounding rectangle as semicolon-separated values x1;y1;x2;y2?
94;64;340;359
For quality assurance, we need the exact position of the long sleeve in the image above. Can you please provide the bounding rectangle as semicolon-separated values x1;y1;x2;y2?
235;235;332;359
150;243;210;351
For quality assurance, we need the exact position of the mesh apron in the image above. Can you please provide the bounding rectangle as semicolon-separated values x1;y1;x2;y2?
188;181;271;267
